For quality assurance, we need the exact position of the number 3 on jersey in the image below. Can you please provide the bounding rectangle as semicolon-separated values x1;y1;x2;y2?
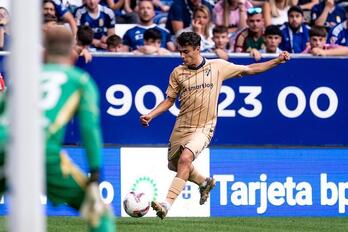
40;72;68;110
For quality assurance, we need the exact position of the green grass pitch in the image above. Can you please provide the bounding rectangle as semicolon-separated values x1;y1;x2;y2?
0;217;348;231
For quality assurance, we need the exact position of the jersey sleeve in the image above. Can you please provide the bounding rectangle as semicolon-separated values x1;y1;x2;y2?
217;59;248;80
328;25;340;44
105;7;116;29
74;8;83;26
78;74;102;171
310;5;320;24
166;70;180;99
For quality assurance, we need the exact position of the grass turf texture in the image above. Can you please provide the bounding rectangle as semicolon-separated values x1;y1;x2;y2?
0;217;347;231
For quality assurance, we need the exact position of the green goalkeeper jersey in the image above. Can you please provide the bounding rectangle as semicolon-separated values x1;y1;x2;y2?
42;64;101;170
0;93;6;151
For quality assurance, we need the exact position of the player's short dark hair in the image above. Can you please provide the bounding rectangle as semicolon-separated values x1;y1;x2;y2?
107;34;122;47
310;25;327;37
264;25;282;37
144;28;162;41
288;5;303;16
44;25;73;56
176;32;201;48
77;25;94;46
213;26;228;35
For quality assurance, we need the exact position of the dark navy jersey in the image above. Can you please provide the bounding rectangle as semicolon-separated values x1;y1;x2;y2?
123;24;172;50
75;5;116;39
52;0;69;19
279;23;310;53
311;2;346;28
328;21;348;46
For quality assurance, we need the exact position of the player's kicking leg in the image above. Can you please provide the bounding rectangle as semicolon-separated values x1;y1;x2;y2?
152;149;192;219
187;164;216;205
199;177;216;205
151;201;169;219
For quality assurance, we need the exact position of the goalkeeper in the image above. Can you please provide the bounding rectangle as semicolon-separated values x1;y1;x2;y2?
43;25;114;231
0;25;115;231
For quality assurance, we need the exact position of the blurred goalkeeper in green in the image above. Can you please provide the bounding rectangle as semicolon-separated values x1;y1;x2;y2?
0;25;115;231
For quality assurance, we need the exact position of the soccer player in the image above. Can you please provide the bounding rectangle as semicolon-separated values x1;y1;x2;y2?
140;31;290;219
0;26;115;232
43;25;115;231
0;25;114;231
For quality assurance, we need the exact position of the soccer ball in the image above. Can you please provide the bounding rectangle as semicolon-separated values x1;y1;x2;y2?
123;191;150;217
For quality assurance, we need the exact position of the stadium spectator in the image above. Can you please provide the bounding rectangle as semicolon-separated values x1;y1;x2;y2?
165;0;213;35
263;0;297;26
311;0;346;29
152;0;172;25
211;25;231;60
327;6;348;46
133;27;171;55
0;6;9;51
293;0;318;11
251;0;267;7
75;0;116;50
43;0;78;36
290;0;318;23
74;25;94;63
302;25;348;56
42;13;58;33
303;25;334;52
61;0;83;13
123;0;175;51
140;31;290;220
311;44;348;56
123;0;139;22
250;24;283;60
100;0;139;24
100;0;125;12
178;5;214;52
153;0;171;13
279;6;310;53
295;0;319;23
234;7;265;52
213;0;252;33
107;34;127;52
77;25;94;46
43;0;58;16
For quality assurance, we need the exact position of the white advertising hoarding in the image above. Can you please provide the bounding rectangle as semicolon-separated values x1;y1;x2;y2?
121;147;210;217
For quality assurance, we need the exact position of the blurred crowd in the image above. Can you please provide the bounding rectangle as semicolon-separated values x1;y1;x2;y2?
1;0;348;60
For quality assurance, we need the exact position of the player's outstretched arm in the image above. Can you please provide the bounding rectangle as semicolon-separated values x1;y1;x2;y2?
242;51;290;75
140;97;175;127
